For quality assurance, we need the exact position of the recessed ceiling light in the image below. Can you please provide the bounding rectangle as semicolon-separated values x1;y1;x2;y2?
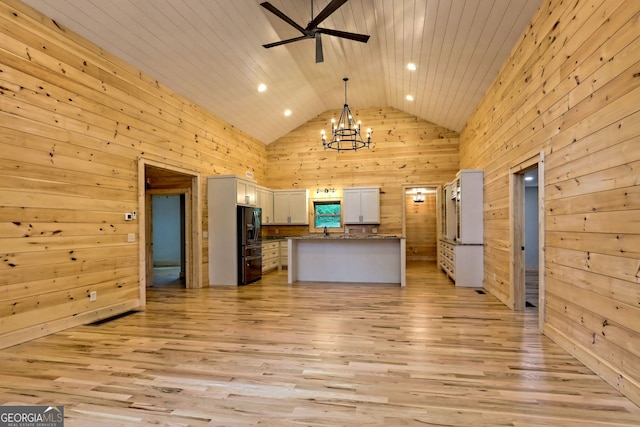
258;83;267;92
284;109;292;117
407;63;416;71
406;95;414;101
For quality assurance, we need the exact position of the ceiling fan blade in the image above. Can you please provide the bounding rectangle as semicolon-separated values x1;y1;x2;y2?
316;28;370;43
260;2;307;34
263;35;312;49
307;0;348;30
315;33;324;63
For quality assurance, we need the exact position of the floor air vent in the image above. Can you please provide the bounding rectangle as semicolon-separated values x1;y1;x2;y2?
89;310;138;326
475;290;486;294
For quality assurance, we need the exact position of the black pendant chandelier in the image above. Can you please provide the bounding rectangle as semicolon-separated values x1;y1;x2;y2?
321;78;372;151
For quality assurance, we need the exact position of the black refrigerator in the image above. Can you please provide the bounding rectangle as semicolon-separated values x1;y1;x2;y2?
237;206;262;285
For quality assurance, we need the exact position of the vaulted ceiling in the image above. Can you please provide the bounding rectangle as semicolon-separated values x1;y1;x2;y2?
21;0;542;144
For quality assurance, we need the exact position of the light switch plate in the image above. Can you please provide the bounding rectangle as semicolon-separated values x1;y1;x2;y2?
127;233;135;242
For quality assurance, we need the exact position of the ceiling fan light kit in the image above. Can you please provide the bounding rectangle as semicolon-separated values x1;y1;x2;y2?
260;0;370;63
321;78;372;152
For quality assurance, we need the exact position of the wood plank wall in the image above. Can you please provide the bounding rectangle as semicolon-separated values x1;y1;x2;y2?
0;0;267;348
266;107;460;236
460;0;640;405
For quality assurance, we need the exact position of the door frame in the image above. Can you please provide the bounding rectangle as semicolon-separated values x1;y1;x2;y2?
509;152;545;331
137;158;202;306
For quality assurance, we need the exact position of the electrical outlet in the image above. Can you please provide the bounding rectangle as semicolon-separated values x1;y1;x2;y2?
89;291;97;302
124;213;133;221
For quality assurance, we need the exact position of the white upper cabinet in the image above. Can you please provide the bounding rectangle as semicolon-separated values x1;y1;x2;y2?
343;187;380;224
257;187;274;224
273;190;308;224
236;178;257;206
456;170;483;244
444;169;483;244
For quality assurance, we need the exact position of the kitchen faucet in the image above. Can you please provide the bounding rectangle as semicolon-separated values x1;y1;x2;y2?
324;226;328;236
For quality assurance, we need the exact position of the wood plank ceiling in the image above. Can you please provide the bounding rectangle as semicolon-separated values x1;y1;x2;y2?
21;0;542;144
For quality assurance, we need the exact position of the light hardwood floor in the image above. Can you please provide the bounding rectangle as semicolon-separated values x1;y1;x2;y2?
0;262;638;426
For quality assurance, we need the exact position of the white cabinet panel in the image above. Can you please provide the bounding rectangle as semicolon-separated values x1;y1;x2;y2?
273;190;308;224
236;179;257;206
273;191;291;224
445;170;483;244
208;175;261;286
343;190;361;224
343;187;380;224
438;240;483;287
257;187;273;224
288;191;308;224
262;241;280;272
360;188;380;223
439;169;484;287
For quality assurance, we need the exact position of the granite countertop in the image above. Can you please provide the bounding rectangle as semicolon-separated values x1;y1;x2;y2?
288;234;404;240
440;238;483;246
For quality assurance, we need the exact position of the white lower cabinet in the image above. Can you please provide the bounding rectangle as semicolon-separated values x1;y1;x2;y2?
262;241;280;272
438;239;483;287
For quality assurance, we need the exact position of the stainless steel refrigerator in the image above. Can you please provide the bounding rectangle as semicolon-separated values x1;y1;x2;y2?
237;206;262;285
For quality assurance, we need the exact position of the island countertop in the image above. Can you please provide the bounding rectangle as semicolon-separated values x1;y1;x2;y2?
288;234;405;240
287;235;406;286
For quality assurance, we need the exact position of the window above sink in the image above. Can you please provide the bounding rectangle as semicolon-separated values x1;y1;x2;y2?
313;200;341;230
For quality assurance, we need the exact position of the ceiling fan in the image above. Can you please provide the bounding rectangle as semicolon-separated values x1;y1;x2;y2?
260;0;370;63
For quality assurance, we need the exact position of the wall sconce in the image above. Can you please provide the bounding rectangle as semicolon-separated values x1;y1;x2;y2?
316;187;336;196
413;191;425;203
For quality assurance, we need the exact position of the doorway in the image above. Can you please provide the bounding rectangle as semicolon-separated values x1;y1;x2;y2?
151;194;186;288
510;152;545;330
401;185;441;263
523;169;539;309
137;159;202;304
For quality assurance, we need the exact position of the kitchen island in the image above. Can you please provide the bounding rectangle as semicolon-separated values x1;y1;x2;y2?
287;235;406;286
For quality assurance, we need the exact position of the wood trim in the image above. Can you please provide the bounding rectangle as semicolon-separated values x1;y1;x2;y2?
138;158;147;305
509;172;524;311
138;158;202;295
537;151;546;332
510;154;542;312
0;300;141;349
